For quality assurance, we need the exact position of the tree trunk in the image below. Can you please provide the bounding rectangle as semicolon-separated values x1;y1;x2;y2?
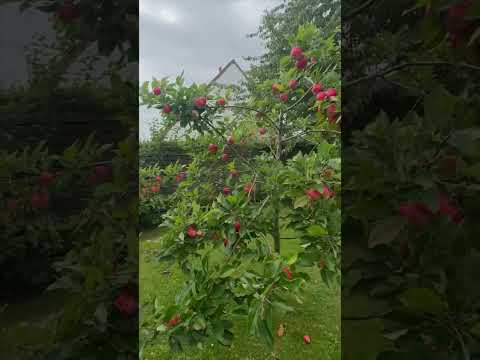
272;115;283;253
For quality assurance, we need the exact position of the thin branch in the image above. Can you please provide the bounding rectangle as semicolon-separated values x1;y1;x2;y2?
345;0;381;20
345;61;480;89
284;85;314;113
282;129;340;143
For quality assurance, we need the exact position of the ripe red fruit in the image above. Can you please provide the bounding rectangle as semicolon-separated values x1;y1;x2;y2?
244;183;254;194
259;127;267;135
327;104;338;124
437;194;462;223
38;170;54;186
234;220;241;233
227;136;235;145
56;1;79;22
95;165;110;178
229;169;239;177
153;87;161;95
295;57;308;70
31;193;49;210
303;335;311;344
86;173;98;186
6;199;18;211
398;202;433;228
151;186;160;193
168;314;181;327
322;185;334;199
176;171;187;182
223;186;232;195
162;104;172;114
272;83;281;92
194;96;207;108
305;188;321;201
288;79;298;90
325;88;337;97
114;292;137;317
156;175;162;183
279;93;289;103
208;143;218;154
217;98;226;106
290;46;304;59
221;153;229;162
187;226;197;238
316;92;327;101
312;83;323;95
282;267;293;280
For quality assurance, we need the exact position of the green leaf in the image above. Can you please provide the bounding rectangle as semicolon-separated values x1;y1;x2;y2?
368;216;406;248
471;322;480;338
192;316;207;331
343;320;393;360
399;288;447;315
294;195;309;209
307;224;327;237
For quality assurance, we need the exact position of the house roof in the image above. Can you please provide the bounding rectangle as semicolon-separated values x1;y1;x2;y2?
208;59;249;87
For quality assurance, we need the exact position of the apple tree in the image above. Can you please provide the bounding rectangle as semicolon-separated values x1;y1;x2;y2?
140;23;341;352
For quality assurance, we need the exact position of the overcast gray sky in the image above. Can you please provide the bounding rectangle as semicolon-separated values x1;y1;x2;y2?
139;0;282;139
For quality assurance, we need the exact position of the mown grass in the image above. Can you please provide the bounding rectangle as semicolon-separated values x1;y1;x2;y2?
140;228;340;360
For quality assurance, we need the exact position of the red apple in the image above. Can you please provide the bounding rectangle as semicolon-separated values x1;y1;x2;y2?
303;335;311;344
156;175;162;183
234;220;241;233
305;188;321;201
162;104;172;114
316;92;327;101
288;79;298;90
322;184;334;199
279;93;289;103
223;186;232;195
176;171;187;182
272;83;281;92
259;128;267;135
187;226;197;238
325;88;337;97
95;165;110;178
217;98;226;106
114;292;138;317
227;136;235;145
31;192;49;210
221;153;229;162
208;143;218;153
151;186;160;193
152;87;161;96
56;1;79;22
229;169;239;177
282;266;293;280
295;57;308;70
290;46;304;59
194;96;207;108
312;83;323;95
168;314;181;327
38;170;54;186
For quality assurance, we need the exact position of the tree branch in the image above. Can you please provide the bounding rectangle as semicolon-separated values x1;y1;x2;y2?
345;0;381;20
345;61;480;89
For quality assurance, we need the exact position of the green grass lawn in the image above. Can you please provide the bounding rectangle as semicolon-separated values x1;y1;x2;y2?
140;228;340;360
